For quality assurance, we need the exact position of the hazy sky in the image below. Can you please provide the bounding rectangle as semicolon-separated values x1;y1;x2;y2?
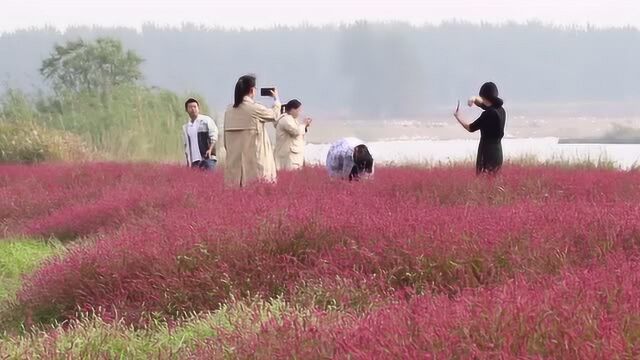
1;0;638;33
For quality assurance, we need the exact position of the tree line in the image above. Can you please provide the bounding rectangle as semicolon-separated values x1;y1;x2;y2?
1;22;639;118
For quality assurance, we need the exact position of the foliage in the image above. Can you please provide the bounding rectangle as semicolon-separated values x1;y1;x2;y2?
40;38;143;94
0;85;210;163
35;85;206;161
0;121;92;163
0;89;38;123
0;37;211;163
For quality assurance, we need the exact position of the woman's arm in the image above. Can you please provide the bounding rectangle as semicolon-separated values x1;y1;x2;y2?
256;89;281;123
455;101;486;133
255;103;281;123
454;107;472;132
280;116;311;137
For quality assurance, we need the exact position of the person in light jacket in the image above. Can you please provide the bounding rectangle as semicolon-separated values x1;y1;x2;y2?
326;137;374;181
274;99;312;171
223;74;281;187
182;98;218;171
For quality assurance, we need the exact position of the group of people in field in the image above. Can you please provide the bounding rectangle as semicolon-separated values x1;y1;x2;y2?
182;74;506;187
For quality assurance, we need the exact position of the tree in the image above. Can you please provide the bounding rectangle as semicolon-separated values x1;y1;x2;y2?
40;38;143;94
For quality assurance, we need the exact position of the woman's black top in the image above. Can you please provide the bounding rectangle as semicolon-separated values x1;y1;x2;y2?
469;105;506;174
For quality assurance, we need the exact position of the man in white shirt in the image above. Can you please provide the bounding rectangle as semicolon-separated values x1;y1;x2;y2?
182;98;219;171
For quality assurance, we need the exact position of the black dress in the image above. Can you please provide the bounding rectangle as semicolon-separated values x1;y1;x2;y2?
469;104;506;174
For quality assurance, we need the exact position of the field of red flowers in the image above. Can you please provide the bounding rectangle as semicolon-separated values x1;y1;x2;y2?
1;163;640;358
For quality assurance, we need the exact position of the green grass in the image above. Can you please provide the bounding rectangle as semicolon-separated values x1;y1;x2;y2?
0;238;62;302
0;297;307;359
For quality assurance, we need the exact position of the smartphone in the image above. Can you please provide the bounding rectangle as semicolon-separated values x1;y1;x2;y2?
260;88;275;97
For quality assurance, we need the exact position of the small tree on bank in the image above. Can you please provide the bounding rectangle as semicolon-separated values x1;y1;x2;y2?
40;38;143;95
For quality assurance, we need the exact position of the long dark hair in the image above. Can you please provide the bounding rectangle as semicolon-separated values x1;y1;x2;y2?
479;82;504;108
350;145;374;181
233;75;256;108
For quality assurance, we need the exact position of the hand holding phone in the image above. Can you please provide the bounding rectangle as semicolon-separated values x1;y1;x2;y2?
260;87;276;97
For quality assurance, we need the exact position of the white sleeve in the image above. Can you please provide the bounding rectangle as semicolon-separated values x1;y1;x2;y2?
341;148;354;179
206;117;218;145
182;125;190;165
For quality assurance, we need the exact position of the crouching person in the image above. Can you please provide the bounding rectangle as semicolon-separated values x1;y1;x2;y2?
183;98;218;171
326;137;374;181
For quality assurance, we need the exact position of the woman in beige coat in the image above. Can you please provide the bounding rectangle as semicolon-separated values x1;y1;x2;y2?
223;75;281;187
274;99;312;171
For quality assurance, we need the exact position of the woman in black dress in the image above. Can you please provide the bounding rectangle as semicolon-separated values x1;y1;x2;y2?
454;82;506;174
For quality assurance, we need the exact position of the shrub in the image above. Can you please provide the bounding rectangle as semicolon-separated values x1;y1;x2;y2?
0;122;92;163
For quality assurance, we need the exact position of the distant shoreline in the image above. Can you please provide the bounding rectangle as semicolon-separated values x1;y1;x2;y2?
559;138;640;145
308;137;640;146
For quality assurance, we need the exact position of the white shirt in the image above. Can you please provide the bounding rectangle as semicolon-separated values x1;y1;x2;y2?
187;120;202;163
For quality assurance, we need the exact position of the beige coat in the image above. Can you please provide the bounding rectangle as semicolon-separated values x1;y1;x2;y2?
223;96;281;187
274;114;307;171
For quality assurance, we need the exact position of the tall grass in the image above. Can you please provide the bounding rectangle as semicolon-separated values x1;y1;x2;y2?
1;86;215;162
0;122;92;163
2;164;640;358
1;163;639;326
0;298;302;359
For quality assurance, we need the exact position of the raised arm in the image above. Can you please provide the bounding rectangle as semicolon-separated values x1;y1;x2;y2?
454;112;473;132
454;102;485;133
279;115;308;137
256;89;281;123
255;103;281;123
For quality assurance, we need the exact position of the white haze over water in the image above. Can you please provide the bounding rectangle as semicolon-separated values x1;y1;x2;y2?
305;138;640;169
